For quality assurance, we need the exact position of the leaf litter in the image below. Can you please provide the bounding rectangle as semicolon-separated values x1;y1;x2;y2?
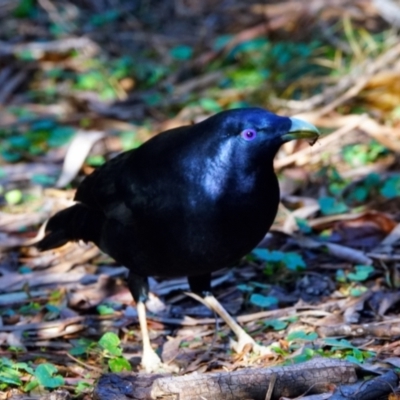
0;0;400;398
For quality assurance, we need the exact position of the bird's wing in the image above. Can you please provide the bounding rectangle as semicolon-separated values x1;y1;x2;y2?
74;150;137;224
75;125;192;225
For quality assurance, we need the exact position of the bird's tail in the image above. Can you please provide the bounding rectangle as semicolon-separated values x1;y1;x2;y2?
36;203;103;251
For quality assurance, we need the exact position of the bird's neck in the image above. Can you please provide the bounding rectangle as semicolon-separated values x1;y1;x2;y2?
199;151;278;203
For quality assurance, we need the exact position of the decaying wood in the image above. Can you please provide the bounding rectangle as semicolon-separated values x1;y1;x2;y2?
317;320;400;338
328;370;399;400
9;389;71;400
93;358;357;400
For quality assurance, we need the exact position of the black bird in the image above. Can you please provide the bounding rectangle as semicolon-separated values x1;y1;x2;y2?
36;108;319;371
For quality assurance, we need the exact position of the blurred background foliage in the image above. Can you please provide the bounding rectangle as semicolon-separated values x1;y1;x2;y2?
1;0;400;397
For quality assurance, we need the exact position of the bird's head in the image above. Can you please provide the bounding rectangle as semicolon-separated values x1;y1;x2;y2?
199;107;320;167
183;108;320;200
213;107;318;144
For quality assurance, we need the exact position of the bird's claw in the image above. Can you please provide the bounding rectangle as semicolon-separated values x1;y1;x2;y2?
141;347;163;373
141;347;179;373
252;342;273;356
230;332;273;356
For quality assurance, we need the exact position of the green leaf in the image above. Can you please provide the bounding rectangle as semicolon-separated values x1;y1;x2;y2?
228;101;250;109
31;119;54;130
8;136;30;150
90;10;120;26
345;355;362;364
287;331;318;342
75;381;92;394
108;357;131;373
0;358;13;367
19;302;41;315
101;87;117;101
249;294;278;308
143;92;162;106
237;284;253;292
349;186;368;203
250;282;269;290
365;172;380;187
5;189;23;205
31;174;56;186
15;49;37;61
45;304;60;313
120;131;141;151
295;218;312;233
24;379;39;392
69;346;87;356
34;364;64;389
342;141;387;167
349;286;368;297
336;269;346;283
282;252;306;271
286;349;314;364
170;45;193;60
213;35;233;51
270;345;287;356
0;368;22;386
380;176;400;199
263;319;287;331
347;265;374;282
13;0;35;18
87;155;105;167
253;249;284;262
229;38;269;58
198;98;222;113
323;338;354;349
228;69;269;89
97;304;115;315
98;332;122;356
14;362;34;375
18;265;32;274
69;338;94;356
1;150;21;162
48;126;74;147
319;196;348;215
286;316;298;323
77;71;105;91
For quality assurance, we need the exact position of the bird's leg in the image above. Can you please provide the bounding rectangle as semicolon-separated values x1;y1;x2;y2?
187;274;273;355
186;282;273;356
136;299;164;372
127;273;163;372
201;293;272;355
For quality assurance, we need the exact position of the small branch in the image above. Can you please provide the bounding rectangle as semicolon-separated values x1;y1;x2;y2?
65;352;103;373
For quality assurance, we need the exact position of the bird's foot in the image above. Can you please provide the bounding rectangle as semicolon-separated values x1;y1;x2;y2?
141;347;163;373
230;331;273;356
141;346;179;373
252;342;274;356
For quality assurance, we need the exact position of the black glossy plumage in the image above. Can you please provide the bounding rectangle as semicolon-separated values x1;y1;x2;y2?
37;108;296;300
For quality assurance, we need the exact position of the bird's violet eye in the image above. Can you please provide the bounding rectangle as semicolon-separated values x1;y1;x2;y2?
240;128;257;141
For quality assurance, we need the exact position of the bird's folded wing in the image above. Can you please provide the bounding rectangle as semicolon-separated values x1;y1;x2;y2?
74;151;137;224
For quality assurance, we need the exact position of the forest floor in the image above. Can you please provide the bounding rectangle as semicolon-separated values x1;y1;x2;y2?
0;0;400;398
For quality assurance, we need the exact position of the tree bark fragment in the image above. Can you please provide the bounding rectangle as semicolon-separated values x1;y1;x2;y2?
93;358;357;400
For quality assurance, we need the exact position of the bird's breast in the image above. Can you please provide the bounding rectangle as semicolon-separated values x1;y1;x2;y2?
128;172;280;277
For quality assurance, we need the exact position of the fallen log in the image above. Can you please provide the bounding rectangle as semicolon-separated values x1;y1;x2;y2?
93;358;357;400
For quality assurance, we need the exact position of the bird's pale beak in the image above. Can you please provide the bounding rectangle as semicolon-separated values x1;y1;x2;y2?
282;117;320;145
